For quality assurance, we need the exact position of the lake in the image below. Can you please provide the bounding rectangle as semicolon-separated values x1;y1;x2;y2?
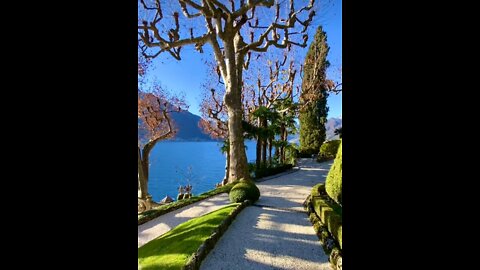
148;140;257;202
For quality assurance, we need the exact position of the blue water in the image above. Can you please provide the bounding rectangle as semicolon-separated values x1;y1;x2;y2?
148;140;257;202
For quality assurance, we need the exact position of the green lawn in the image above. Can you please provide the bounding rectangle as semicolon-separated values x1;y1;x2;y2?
138;203;239;270
138;182;237;225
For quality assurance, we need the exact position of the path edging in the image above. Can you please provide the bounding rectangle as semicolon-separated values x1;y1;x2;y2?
182;200;252;270
138;183;235;226
304;194;343;270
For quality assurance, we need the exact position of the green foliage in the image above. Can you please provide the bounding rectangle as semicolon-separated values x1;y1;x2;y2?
138;182;238;225
317;140;341;162
284;144;298;165
138;204;239;270
311;183;326;197
298;151;316;158
248;163;293;179
299;26;330;154
310;183;342;249
325;142;342;205
334;127;342;138
229;180;260;203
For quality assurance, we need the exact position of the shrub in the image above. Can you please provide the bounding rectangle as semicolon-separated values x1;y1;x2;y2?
317;140;341;162
325;142;342;205
251;163;293;179
229;180;260;203
310;184;342;249
298;150;316;158
311;183;326;197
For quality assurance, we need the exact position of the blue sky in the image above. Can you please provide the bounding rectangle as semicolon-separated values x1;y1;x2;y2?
148;0;342;119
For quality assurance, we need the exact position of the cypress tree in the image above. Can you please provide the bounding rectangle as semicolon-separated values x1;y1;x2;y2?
299;26;330;155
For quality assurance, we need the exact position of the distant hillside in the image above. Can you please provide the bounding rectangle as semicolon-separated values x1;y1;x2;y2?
288;117;342;144
169;111;214;141
138;110;214;142
325;117;342;140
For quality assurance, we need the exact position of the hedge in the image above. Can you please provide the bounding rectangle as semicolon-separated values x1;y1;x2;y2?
310;183;342;249
252;163;293;179
317;140;341;162
229;180;260;203
325;141;342;205
138;182;237;225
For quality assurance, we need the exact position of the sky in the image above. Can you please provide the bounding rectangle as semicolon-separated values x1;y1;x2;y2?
147;0;342;119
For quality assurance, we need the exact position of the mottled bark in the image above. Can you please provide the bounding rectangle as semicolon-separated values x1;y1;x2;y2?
223;33;250;182
223;150;230;185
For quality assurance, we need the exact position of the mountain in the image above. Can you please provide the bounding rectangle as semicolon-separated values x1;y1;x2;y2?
325;117;342;140
138;110;214;142
288;117;342;144
168;111;214;141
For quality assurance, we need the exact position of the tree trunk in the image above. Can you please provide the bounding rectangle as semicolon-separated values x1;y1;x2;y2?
223;150;230;185
138;147;149;200
268;137;273;165
274;145;279;163
283;128;288;163
280;123;286;163
223;36;250;182
261;118;267;166
255;117;262;170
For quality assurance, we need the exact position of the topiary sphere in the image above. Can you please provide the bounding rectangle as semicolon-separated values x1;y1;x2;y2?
229;181;260;203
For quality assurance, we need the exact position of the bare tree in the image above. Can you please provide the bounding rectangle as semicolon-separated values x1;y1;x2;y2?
138;86;186;206
139;0;316;182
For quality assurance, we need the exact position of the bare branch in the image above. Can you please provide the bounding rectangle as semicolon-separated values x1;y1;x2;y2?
209;0;232;15
179;0;205;11
205;18;228;81
240;0;315;52
232;0;274;18
179;1;202;18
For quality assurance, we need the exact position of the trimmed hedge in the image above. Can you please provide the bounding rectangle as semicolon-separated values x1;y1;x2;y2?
298;151;316;158
310;183;342;249
138;182;237;225
229;180;260;203
317;140;341;162
252;163;293;179
325;142;342;205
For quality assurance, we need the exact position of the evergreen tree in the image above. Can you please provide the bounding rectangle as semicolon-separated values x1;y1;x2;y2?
299;26;330;154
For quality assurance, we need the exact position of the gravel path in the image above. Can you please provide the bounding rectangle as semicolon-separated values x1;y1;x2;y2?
138;193;230;248
200;158;334;270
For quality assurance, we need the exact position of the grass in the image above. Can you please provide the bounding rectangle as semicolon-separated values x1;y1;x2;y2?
138;203;239;270
138;182;237;225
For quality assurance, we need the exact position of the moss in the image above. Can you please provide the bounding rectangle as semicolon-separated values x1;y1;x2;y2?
325;141;342;205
